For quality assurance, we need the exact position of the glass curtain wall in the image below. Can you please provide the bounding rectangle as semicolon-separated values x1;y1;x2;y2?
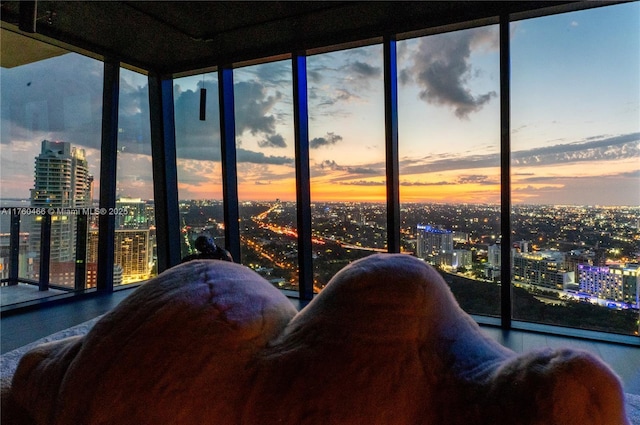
2;3;637;340
173;73;225;261
233;61;298;289
307;44;386;291
1;30;103;305
510;3;640;336
398;25;502;317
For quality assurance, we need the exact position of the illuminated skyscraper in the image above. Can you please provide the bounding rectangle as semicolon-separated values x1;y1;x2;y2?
416;224;453;262
87;229;151;284
578;264;639;306
29;141;93;285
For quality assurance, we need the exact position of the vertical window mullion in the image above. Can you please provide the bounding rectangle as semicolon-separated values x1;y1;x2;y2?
218;67;241;263
97;60;119;291
9;212;20;285
149;73;181;272
499;14;512;329
384;36;400;254
293;53;314;301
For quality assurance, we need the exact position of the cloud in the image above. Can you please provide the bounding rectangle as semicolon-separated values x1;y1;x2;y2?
174;83;223;162
1;53;103;149
174;77;291;161
400;27;498;119
234;80;281;136
258;134;287;148
236;148;293;165
456;175;496;185
338;180;385;186
401;132;640;175
349;61;382;78
400;180;455;186
512;172;640;206
116;72;152;155
512;133;640;166
317;160;381;179
254;61;292;87
310;132;343;149
307;69;323;84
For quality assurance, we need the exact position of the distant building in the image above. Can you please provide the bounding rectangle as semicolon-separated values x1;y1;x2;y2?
565;250;595;273
488;243;501;268
116;198;153;229
512;240;530;254
512;250;573;290
88;229;152;284
578;264;639;306
416;224;453;262
29;140;93;286
452;231;469;243
0;232;32;280
439;249;472;270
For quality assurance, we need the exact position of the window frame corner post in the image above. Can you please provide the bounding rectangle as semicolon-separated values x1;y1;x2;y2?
217;66;242;264
149;71;182;273
499;13;512;329
74;212;88;291
292;52;314;301
384;35;401;254
8;211;21;285
97;59;120;292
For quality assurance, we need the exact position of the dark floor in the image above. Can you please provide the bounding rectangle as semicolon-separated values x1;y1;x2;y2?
1;288;639;395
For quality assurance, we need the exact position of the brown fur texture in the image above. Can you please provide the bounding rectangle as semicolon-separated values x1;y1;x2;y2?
4;254;630;424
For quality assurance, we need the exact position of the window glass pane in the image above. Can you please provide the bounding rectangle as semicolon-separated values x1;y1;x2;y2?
511;3;640;336
307;44;386;291
174;74;225;261
398;25;501;317
113;68;156;285
234;61;298;289
1;31;103;305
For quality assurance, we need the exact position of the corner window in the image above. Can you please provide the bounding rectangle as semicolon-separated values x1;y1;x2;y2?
510;3;640;336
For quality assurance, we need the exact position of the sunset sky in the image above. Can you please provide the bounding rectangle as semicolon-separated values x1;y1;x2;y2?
1;2;638;206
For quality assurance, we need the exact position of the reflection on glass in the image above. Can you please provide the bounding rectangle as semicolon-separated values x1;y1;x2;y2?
114;68;156;284
1;30;103;305
510;3;640;336
398;25;501;317
234;61;298;289
174;74;225;261
307;44;386;291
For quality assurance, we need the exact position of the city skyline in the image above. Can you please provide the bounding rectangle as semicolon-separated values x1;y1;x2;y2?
1;2;638;205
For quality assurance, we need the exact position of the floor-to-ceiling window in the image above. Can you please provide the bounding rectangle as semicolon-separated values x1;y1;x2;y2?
510;2;639;336
113;67;156;285
397;24;502;317
2;3;637;341
173;73;225;261
1;29;103;305
233;60;299;289
307;44;387;291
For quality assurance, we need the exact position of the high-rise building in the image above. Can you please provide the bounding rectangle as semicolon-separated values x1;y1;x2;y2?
29;141;92;260
512;251;573;290
116;198;152;229
416;224;453;262
578;264;639;306
29;141;93;286
30;140;92;210
88;229;152;285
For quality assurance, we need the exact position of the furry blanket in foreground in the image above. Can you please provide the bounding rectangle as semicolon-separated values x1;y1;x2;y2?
2;254;630;424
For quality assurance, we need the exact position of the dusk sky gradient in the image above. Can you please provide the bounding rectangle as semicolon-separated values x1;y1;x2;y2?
1;2;638;206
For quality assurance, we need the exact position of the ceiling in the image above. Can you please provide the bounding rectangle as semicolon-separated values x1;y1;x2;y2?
1;1;590;76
